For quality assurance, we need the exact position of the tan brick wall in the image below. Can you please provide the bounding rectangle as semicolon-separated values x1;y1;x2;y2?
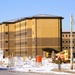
15;18;62;57
0;23;15;57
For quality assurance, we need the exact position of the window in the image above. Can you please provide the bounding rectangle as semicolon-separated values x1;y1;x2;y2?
6;49;8;51
66;35;67;37
69;47;74;49
69;35;70;37
66;47;68;49
69;35;74;37
72;35;74;37
6;24;8;26
5;32;8;34
15;43;16;45
62;35;64;37
15;34;16;37
25;41;27;44
25;32;27;35
33;41;34;44
5;41;8;43
69;47;70;49
66;41;68;43
25;51;27;54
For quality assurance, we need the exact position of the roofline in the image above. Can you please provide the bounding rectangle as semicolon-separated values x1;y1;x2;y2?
0;15;64;24
15;16;64;23
0;22;15;25
26;16;64;19
62;31;75;33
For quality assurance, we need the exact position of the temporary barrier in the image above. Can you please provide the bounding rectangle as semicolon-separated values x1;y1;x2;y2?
36;55;42;62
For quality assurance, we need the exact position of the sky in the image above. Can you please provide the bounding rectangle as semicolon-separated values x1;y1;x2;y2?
0;0;75;31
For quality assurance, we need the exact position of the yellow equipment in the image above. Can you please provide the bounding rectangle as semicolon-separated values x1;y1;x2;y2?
56;50;70;63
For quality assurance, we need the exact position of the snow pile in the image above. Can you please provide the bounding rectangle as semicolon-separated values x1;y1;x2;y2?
1;57;9;67
12;57;74;73
0;56;75;74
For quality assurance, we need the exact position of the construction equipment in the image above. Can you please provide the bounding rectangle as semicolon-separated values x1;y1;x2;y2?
56;50;70;63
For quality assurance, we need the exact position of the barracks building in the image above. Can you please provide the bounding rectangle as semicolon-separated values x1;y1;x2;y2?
0;14;63;57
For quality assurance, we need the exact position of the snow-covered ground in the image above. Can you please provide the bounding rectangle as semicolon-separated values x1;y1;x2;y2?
0;57;75;74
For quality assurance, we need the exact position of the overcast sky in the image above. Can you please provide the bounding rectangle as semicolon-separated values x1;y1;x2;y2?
0;0;75;31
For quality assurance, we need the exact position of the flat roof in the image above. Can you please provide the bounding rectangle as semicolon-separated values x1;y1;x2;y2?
25;14;64;19
0;14;64;24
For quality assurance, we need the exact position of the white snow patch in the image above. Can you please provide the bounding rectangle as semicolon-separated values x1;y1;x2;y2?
0;57;75;75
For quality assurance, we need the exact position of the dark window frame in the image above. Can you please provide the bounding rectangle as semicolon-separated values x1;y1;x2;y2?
6;49;8;51
5;41;8;43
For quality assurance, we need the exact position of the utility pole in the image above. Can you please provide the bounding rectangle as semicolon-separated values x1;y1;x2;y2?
70;14;73;70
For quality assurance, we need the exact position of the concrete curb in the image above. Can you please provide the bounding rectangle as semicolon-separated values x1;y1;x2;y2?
51;68;75;74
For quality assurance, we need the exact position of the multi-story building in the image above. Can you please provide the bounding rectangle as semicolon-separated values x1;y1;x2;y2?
0;22;16;57
0;14;64;57
15;14;63;57
62;31;75;53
